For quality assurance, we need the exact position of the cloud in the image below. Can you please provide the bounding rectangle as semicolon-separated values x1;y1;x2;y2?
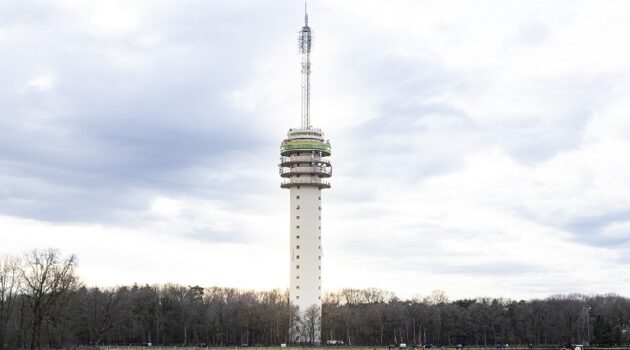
26;74;57;91
0;0;292;226
0;215;287;290
1;0;630;299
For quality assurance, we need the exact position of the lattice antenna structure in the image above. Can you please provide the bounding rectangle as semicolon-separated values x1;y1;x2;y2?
299;2;312;129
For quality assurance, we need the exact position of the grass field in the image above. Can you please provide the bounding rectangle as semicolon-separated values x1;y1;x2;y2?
96;347;630;350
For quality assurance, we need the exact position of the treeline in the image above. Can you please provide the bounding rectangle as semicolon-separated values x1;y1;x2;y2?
323;290;630;347
1;249;630;349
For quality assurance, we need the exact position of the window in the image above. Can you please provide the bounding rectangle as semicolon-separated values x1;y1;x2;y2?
318;216;321;220
296;255;300;259
318;256;321;260
296;205;300;209
318;246;321;249
296;296;300;299
318;286;321;290
318;226;321;229
318;266;321;270
296;195;300;199
296;286;300;289
297;186;300;189
318;196;321;200
297;276;300;279
296;245;300;249
296;216;300;219
319;206;321;210
296;225;300;229
296;265;300;269
318;236;321;240
296;235;300;239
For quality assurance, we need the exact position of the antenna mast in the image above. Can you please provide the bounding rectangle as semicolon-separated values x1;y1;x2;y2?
299;2;312;129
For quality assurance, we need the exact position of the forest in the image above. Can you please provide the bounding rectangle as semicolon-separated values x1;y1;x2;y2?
1;249;629;349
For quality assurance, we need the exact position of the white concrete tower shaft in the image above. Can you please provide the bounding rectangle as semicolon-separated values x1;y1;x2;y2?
279;4;332;345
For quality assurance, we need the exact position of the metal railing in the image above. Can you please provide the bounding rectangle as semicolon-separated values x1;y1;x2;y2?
280;155;331;165
280;166;332;176
280;178;331;188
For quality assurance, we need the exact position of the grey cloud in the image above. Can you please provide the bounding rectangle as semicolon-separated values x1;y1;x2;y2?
431;261;539;276
563;211;630;247
0;0;299;228
332;54;479;183
490;81;610;165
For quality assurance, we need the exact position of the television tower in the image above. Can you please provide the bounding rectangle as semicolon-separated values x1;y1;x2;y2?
279;3;331;344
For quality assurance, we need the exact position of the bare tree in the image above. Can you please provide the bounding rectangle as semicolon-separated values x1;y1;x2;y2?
0;256;20;350
302;304;321;345
18;249;79;350
287;301;300;344
81;287;124;347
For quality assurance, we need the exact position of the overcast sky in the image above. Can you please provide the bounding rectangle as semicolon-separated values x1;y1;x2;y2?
1;0;630;300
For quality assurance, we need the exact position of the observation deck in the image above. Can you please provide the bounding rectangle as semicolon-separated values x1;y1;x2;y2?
280;128;331;157
279;128;332;189
280;155;331;167
280;166;332;178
